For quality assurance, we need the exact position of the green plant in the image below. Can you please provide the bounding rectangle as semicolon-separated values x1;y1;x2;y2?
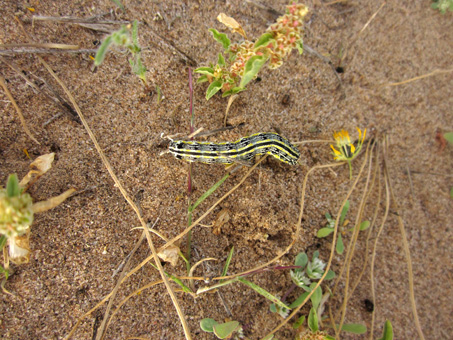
200;318;244;339
94;20;147;84
0;154;74;291
195;2;308;99
317;201;370;255
431;0;453;13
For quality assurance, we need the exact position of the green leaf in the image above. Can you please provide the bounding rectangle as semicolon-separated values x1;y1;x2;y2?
196;75;208;84
359;221;371;231
289;291;309;308
194;67;215;76
324;336;335;340
296;39;303;54
295;252;308;269
131;20;139;47
310;285;322;310
148;263;192;293
308;307;318;332
262;335;274;340
110;0;124;11
0;235;7;250
292;315;305;329
0;265;9;280
340;200;350;225
317;227;334;238
254;32;274;49
217;53;225;66
324;270;336;281
336;233;344;254
269;303;277;313
213;321;240;339
239;55;267;88
340;323;367;334
209;28;230;50
221;87;244;97
6;174;20;198
206;79;224;100
221;246;234;278
237;277;290;310
190;173;229;212
94;35;114;66
200;318;218;332
325;213;335;228
450;187;453;199
378;320;393;340
444;132;453;145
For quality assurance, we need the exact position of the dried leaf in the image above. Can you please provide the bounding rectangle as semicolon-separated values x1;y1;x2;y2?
32;188;76;213
217;13;247;39
213;209;230;235
20;153;55;187
9;232;31;265
157;244;180;266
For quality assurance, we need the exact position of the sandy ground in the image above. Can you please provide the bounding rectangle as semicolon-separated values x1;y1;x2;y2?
0;1;452;339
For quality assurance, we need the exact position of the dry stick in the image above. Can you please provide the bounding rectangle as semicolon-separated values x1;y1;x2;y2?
264;146;370;339
348;147;381;298
331;143;375;294
293;139;334;145
13;20;192;339
0;43;79;49
0;74;40;144
342;2;386;67
369;150;390;340
0;48;97;55
335;142;375;339
31;14;130;25
383;138;426;340
224;94;238;127
358;2;386;36
384;68;453;87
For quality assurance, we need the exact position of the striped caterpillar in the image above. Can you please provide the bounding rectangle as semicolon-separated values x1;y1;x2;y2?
168;132;300;166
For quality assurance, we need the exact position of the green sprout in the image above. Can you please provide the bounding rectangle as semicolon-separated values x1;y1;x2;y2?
431;0;453;14
317;201;371;255
94;20;147;85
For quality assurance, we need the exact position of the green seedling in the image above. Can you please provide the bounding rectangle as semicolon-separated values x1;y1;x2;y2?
200;318;243;339
94;20;147;85
431;0;453;13
195;2;309;99
317;201;370;255
378;320;394;340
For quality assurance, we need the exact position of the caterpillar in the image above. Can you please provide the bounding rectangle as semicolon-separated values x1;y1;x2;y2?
168;132;300;165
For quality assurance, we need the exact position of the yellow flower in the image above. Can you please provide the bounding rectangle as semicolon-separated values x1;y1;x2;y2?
330;128;366;161
330;128;366;178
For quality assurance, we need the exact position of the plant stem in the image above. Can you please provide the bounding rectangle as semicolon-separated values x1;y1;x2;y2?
186;68;194;273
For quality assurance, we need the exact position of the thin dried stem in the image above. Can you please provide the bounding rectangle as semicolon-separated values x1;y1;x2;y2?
335;142;375;339
369;146;390;339
0;74;40;144
384;68;453;87
383;137;426;340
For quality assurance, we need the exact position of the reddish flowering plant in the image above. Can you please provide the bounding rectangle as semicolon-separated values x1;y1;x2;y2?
195;2;308;100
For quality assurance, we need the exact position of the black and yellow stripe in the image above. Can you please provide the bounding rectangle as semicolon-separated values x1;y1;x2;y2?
169;132;300;165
